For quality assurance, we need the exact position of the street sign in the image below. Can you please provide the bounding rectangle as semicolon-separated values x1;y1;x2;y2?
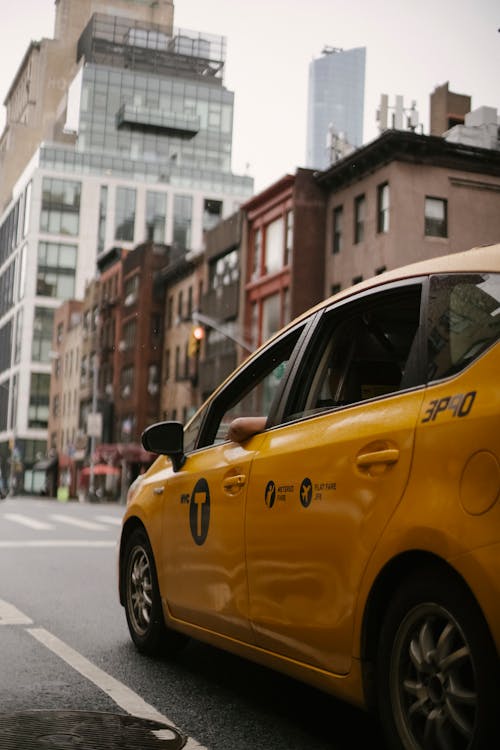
87;412;102;438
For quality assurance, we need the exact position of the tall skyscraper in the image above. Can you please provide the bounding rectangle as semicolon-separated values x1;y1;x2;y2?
0;0;253;493
306;46;366;170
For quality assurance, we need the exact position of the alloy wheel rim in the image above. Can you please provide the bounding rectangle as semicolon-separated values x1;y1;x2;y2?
127;545;153;636
391;603;477;750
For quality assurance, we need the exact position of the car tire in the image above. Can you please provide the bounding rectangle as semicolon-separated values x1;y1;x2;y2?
376;568;500;750
123;528;187;656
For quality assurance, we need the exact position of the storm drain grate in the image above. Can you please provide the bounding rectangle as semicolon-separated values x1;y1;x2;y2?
0;711;186;749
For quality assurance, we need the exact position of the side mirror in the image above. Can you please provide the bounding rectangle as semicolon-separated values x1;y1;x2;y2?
141;421;186;472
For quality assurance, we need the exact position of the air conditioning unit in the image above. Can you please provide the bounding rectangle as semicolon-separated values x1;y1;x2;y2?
121;385;131;398
118;340;127;351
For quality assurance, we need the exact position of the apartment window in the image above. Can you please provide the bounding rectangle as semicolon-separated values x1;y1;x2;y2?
177;290;184;320
210;249;239;290
122;319;137;350
146;191;166;242
261;293;281;342
40;178;81;236
28;373;50;429
173;194;193;249
203;199;223;232
354;195;366;244
284;210;293;266
252;228;262;279
352;275;363;284
120;365;134;398
265;217;285;274
32;307;55;362
37;242;77;298
332;206;343;254
115;187;136;241
164;349;170;381
375;265;387;275
97;186;108;252
331;283;341;295
377;183;390;233
425;197;448;238
167;295;173;328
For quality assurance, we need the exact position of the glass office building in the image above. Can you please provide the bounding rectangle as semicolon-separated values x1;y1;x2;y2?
0;10;253;492
306;46;366;170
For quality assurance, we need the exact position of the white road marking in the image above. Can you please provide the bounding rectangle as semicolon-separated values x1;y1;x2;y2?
95;515;122;526
0;598;33;625
0;540;115;548
4;513;54;531
50;514;107;531
28;628;207;749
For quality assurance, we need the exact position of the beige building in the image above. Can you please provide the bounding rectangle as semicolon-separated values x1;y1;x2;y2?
317;129;500;295
159;252;206;424
46;298;83;494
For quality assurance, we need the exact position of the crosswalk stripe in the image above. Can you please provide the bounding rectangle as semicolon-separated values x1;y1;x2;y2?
0;598;33;625
50;514;107;531
4;513;54;531
95;515;122;526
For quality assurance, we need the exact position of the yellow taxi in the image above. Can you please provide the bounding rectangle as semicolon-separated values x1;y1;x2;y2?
119;243;500;750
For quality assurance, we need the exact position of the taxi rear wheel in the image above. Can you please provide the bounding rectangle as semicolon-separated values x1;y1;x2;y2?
124;528;187;656
377;569;499;750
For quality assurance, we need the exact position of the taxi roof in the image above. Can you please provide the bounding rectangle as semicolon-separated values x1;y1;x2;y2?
311;242;500;318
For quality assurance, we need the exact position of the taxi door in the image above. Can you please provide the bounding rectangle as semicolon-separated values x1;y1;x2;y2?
157;436;265;643
157;321;308;644
245;283;426;675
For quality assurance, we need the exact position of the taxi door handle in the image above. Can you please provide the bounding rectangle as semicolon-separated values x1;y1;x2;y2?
356;448;400;467
153;486;165;495
222;475;246;490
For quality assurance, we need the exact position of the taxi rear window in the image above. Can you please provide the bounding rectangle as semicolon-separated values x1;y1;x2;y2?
427;273;500;381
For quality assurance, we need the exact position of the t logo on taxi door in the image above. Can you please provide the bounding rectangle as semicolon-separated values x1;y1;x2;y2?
189;478;210;545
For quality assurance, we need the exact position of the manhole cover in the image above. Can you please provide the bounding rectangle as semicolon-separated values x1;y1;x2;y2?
0;711;186;749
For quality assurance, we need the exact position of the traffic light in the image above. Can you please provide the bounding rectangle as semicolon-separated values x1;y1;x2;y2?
188;324;205;358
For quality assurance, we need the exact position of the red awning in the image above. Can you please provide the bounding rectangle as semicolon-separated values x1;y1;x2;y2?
93;443;156;465
80;464;120;477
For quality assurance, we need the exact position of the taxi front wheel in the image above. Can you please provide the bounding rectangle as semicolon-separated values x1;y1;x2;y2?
124;528;187;656
376;569;499;750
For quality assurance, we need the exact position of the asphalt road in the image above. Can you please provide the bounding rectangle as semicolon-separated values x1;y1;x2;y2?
0;495;386;749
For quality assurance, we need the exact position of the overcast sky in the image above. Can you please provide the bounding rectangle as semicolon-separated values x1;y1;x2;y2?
0;0;498;192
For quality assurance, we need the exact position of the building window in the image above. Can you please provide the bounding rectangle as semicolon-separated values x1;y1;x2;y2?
354;195;366;244
32;307;55;363
120;365;134;398
331;283;341;295
40;178;81;236
333;206;343;254
352;275;363;284
284;210;293;266
28;373;50;429
209;249;239;290
377;183;390;233
97;186;108;252
252;229;262;280
425;197;448;237
164;349;170;381
375;265;387;275
122;319;137;350
261;293;281;342
167;295;173;329
265;217;285;275
173;194;193;249
203;199;223;232
115;187;136;241
37;242;77;298
146;191;167;242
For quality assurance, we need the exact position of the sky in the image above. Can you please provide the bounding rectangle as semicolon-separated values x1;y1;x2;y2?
0;0;498;192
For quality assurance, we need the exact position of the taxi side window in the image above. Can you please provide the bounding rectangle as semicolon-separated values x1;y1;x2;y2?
289;285;422;419
199;325;305;448
427;273;500;381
